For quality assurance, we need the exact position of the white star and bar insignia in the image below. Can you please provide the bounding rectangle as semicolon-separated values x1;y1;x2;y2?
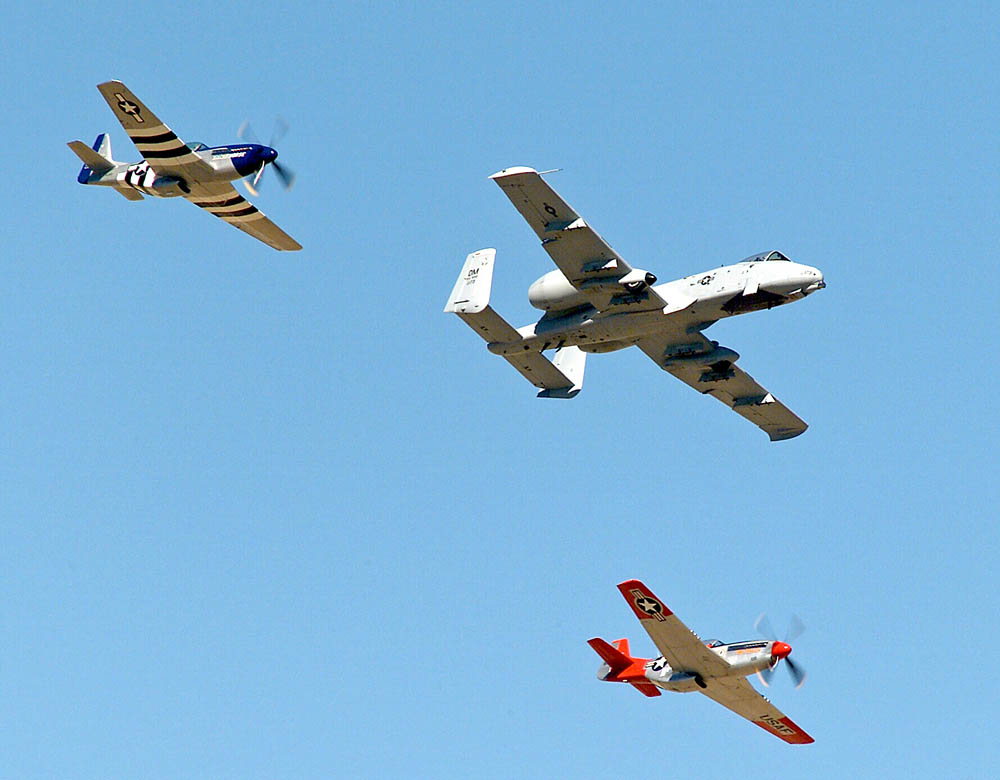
114;93;144;123
631;590;666;621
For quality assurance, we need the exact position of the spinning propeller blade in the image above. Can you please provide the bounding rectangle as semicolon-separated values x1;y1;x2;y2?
271;160;295;190
238;118;295;194
785;656;807;689
238;120;260;144
753;613;807;689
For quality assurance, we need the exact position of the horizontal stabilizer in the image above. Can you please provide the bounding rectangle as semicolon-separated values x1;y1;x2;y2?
630;682;662;697
537;345;585;398
587;637;632;675
503;349;582;395
446;248;584;396
68;140;114;177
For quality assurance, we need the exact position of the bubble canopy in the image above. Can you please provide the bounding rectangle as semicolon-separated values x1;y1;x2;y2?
740;250;790;263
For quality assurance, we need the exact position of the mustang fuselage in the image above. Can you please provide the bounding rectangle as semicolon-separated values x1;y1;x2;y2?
76;140;276;198
597;639;785;693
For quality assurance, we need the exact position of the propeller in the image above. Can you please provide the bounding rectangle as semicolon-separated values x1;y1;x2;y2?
238;118;296;196
754;613;807;689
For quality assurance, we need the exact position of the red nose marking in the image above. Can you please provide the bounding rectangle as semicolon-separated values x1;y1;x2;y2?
772;642;792;659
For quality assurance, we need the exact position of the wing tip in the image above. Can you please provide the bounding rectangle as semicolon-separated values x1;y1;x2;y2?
489;165;538;180
768;423;808;442
616;579;674;619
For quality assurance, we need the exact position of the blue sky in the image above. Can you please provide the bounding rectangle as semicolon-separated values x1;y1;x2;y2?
3;2;998;777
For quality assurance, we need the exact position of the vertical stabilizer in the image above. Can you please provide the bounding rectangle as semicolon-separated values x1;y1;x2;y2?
69;133;115;183
94;133;113;162
444;248;496;314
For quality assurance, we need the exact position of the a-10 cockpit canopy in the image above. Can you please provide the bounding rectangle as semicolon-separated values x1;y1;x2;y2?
740;250;790;263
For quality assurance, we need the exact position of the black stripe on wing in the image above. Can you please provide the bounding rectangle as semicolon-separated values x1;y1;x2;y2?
142;146;193;159
190;196;244;210
190;193;261;220
223;206;259;219
130;130;177;145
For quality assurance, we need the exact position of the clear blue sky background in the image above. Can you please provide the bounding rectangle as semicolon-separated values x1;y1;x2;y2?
3;2;998;777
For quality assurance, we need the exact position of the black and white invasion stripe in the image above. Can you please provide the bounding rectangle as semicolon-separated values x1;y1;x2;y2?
128;124;202;166
188;192;266;224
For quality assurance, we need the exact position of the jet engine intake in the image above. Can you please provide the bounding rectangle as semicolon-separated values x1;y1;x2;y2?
618;269;657;292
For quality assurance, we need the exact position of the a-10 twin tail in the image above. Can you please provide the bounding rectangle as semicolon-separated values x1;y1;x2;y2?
446;167;824;440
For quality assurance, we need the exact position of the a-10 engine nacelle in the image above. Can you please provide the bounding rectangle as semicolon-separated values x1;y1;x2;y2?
528;268;658;311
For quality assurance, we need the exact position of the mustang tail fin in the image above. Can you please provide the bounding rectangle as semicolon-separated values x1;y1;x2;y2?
68;133;115;182
588;637;632;675
587;637;661;697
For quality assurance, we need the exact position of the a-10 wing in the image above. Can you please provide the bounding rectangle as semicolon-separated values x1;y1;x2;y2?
636;331;808;441
490;167;666;313
699;676;814;744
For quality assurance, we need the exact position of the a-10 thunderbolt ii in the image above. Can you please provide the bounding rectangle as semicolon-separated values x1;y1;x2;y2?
445;167;824;440
590;579;813;745
68;81;300;251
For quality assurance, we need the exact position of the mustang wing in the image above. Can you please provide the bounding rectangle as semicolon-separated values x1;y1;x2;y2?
97;80;215;183
699;676;814;744
186;182;301;251
491;167;665;313
636;331;807;441
617;580;729;677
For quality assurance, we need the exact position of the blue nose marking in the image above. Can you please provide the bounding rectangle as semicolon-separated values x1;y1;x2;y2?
232;145;273;177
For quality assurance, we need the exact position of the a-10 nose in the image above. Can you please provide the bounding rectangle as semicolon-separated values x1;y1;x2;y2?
804;265;825;292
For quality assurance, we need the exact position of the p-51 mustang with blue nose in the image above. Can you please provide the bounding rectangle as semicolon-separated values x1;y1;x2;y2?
445;168;824;440
590;579;813;745
68;80;300;251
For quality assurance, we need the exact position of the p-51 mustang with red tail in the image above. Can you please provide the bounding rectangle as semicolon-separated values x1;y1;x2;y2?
446;167;824;440
68;81;300;251
589;579;813;745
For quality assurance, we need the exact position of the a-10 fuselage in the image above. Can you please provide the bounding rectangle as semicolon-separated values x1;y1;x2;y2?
77;142;276;198
598;639;786;693
488;252;824;356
